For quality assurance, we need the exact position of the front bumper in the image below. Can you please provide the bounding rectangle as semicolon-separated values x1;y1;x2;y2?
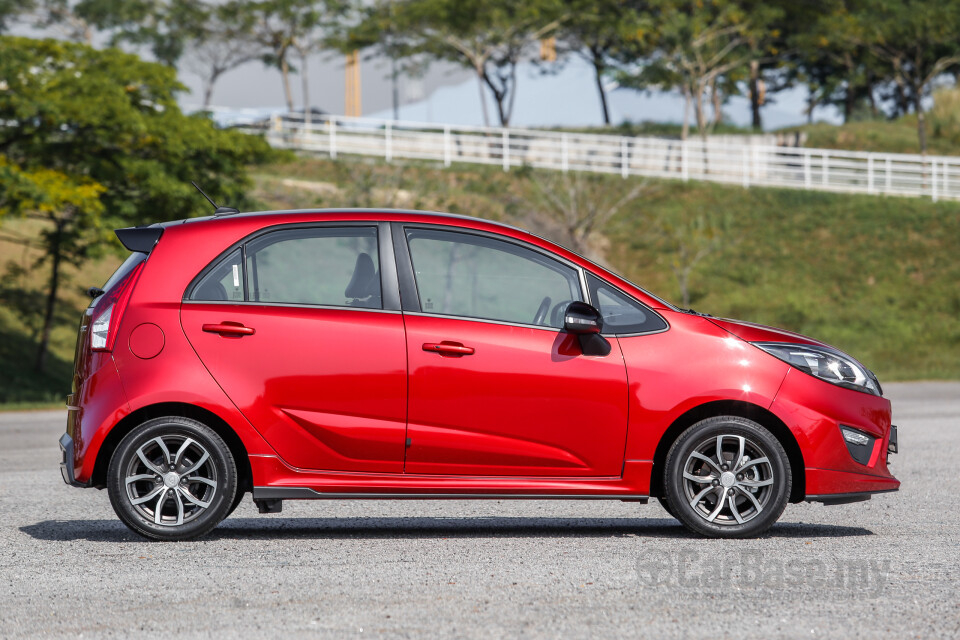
770;368;900;500
59;433;86;487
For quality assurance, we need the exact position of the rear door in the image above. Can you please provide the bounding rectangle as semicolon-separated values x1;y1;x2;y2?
181;222;408;473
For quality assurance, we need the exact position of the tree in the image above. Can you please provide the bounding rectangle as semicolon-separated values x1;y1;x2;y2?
736;0;793;130
360;0;565;127
249;0;345;114
0;0;36;32
524;171;647;262
182;1;261;108
553;0;646;125
620;0;753;141
0;36;274;371
654;210;730;307
854;0;960;153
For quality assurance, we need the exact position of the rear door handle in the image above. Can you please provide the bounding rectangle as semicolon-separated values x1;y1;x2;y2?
422;342;475;356
202;323;255;337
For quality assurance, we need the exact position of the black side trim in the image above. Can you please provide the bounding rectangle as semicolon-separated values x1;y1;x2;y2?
805;488;898;505
390;222;421;311
377;221;402;311
253;487;648;502
115;226;163;253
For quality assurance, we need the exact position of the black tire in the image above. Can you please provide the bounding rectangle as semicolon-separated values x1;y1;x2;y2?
226;489;247;518
107;417;237;541
657;496;677;519
663;416;791;538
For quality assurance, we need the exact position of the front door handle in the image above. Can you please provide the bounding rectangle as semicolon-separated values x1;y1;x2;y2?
422;341;475;356
202;322;256;337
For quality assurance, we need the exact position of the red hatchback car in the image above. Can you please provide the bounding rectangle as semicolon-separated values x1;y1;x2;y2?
60;208;899;540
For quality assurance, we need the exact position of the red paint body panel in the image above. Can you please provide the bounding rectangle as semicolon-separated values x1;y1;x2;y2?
617;312;791;463
180;304;407;473
62;208;900;505
770;368;899;492
403;314;629;476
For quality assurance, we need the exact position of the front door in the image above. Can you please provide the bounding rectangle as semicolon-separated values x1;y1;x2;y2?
399;227;629;477
181;224;407;473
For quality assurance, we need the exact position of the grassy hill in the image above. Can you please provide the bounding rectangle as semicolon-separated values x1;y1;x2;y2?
1;154;958;406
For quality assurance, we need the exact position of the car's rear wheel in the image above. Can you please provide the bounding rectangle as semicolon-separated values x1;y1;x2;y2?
107;417;237;541
663;416;791;538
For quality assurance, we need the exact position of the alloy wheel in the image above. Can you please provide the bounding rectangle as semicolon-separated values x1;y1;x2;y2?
123;434;219;527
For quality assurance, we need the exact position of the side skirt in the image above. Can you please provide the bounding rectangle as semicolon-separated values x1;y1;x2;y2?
252;487;648;502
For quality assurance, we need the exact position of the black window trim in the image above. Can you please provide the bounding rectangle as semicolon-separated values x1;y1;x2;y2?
392;221;669;337
585;273;670;338
394;222;588;330
182;221;402;312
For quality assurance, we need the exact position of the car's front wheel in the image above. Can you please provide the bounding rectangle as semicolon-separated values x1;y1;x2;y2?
107;417;237;541
663;416;791;538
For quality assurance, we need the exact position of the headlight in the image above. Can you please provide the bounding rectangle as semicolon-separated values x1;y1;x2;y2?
752;342;881;396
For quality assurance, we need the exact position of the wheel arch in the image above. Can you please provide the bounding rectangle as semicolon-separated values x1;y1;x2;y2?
650;400;805;503
91;402;253;494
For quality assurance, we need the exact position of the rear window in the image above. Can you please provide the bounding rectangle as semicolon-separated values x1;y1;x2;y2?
98;252;147;298
187;226;382;309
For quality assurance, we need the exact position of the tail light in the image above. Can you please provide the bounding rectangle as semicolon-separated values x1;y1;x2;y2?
90;261;145;352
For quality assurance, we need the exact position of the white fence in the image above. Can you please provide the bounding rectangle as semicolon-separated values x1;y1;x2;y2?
256;114;960;202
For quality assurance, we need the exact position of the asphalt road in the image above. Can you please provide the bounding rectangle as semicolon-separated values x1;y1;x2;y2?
1;382;958;639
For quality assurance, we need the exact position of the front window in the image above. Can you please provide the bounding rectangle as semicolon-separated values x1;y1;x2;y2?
406;228;582;328
586;274;667;334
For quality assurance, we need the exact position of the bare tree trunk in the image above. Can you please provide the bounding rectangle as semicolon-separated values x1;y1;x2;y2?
681;86;691;141
711;77;722;126
592;52;610;125
203;80;215;109
505;64;518;127
300;52;310;125
483;71;509;126
844;81;855;123
476;68;490;127
915;92;928;154
894;76;909;117
694;84;707;141
748;60;761;130
202;68;222;109
36;218;63;373
280;52;294;112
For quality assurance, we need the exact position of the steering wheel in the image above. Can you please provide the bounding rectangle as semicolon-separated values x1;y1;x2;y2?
549;299;575;328
533;296;552;325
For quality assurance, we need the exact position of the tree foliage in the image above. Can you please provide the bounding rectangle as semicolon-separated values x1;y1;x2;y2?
0;36;274;370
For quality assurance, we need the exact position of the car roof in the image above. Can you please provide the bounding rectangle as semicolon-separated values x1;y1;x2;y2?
145;207;677;311
171;207;527;233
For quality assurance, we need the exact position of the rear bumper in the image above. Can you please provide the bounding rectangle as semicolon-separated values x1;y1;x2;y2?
58;433;87;487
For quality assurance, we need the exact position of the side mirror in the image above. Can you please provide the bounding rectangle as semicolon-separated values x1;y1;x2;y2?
563;301;603;335
563;302;612;357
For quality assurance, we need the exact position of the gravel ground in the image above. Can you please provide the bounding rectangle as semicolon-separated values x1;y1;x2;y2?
1;382;957;639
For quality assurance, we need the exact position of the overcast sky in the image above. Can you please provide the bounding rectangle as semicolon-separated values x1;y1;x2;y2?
11;21;842;130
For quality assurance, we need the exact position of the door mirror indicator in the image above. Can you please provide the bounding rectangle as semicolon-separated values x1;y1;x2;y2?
564;302;603;335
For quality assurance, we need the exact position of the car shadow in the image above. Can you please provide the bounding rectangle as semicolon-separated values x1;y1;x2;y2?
19;517;874;543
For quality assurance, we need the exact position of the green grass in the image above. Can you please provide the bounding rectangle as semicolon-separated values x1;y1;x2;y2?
1;154;957;407
788;118;945;156
542;120;758;138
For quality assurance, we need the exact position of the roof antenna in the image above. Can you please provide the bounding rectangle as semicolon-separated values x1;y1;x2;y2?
191;181;240;216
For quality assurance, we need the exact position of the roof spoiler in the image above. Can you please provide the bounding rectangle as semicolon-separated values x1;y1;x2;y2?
115;226;163;253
